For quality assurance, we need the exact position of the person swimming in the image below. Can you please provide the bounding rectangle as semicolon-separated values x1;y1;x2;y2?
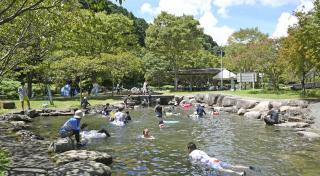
187;142;248;176
142;128;155;139
159;120;165;128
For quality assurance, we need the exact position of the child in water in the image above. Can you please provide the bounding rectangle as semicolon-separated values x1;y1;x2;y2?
142;128;155;139
187;142;248;176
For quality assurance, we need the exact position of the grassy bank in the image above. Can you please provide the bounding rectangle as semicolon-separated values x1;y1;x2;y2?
162;88;320;100
0;97;123;114
0;149;9;176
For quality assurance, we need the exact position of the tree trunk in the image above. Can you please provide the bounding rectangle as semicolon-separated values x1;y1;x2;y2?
27;73;33;98
111;81;114;97
301;72;306;95
79;77;82;105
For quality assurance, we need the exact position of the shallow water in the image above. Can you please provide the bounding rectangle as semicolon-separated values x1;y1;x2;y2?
32;108;320;176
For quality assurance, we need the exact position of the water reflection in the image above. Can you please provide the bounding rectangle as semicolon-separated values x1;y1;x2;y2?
32;108;320;175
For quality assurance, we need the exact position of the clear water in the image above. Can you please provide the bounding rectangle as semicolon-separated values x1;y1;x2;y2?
32;108;320;176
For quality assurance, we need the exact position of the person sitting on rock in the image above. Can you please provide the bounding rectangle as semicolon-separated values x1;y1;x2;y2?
81;97;91;109
264;104;280;126
59;110;85;147
196;104;206;118
187;142;248;176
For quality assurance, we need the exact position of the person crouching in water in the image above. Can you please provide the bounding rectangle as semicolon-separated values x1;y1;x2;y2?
59;110;85;147
196;104;206;118
187;142;247;176
264;104;280;125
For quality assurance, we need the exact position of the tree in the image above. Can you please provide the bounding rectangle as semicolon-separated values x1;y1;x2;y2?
145;12;203;90
225;28;268;73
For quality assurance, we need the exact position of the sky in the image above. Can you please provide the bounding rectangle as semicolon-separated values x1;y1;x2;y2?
117;0;315;45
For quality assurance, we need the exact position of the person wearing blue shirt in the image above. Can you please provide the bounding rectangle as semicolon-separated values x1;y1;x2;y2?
59;110;84;146
196;104;206;118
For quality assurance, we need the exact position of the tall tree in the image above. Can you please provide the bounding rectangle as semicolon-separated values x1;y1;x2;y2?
145;12;203;90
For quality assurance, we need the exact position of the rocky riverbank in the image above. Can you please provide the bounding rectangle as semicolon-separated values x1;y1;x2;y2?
0;108;113;176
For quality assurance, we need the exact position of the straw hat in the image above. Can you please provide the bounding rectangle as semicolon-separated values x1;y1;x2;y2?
74;110;84;119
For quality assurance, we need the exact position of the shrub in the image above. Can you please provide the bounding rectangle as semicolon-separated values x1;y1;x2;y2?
0;149;9;175
0;79;20;99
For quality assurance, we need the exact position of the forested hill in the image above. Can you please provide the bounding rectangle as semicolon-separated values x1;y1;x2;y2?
79;0;149;46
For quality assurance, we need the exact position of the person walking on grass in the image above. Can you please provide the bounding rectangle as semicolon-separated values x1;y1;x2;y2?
18;82;30;111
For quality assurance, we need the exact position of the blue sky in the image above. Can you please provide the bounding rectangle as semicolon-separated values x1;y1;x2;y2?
117;0;314;45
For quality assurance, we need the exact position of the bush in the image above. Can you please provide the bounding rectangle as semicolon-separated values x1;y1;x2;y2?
0;79;20;99
0;149;9;175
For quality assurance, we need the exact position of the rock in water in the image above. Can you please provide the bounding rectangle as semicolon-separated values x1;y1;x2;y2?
49;161;111;176
52;150;112;166
48;138;75;153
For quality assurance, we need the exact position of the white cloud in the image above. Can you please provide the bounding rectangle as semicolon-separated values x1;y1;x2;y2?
199;12;234;45
272;12;298;38
296;0;314;12
140;0;234;45
141;3;157;15
212;0;255;17
271;0;314;38
260;0;293;7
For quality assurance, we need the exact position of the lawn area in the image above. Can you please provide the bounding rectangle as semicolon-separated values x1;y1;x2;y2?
162;88;320;100
0;149;9;176
0;96;123;114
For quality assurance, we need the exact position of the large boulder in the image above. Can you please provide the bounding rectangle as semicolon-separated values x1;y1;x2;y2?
203;94;218;106
237;108;247;116
223;107;237;113
244;111;261;119
287;107;303;116
26;109;39;118
216;95;225;106
270;101;282;110
53;150;112;166
287;100;309;108
275;122;310;128
194;94;205;103
49;161;111;176
288;116;304;122
48;138;75;153
252;101;270;112
236;99;257;109
280;106;291;113
222;97;237;107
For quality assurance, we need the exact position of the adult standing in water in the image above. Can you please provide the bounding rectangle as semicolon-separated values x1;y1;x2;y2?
59;110;85;147
18;82;30;111
196;104;206;118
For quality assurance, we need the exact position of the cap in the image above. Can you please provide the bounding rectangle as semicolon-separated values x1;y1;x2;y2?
74;110;84;119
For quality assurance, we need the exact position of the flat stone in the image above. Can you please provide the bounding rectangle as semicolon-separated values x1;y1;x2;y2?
244;111;261;119
222;97;237;107
236;99;257;109
52;150;112;166
48;138;75;153
275;122;310;128
237;108;247;115
49;161;111;176
252;101;270;112
288;116;304;122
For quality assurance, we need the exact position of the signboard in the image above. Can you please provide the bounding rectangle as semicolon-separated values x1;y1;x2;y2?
237;73;257;83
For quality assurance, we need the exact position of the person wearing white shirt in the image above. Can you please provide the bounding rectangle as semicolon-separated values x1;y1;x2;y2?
17;82;30;111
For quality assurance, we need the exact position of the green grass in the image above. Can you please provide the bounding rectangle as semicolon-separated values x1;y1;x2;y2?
0;96;123;114
0;149;9;176
162;88;320;100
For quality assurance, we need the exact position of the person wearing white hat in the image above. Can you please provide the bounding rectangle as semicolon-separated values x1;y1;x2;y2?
59;110;85;146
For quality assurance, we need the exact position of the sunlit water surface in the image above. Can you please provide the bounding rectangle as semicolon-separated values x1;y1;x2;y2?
32;108;320;176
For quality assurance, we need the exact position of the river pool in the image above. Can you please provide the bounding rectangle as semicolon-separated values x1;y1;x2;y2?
32;107;320;176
